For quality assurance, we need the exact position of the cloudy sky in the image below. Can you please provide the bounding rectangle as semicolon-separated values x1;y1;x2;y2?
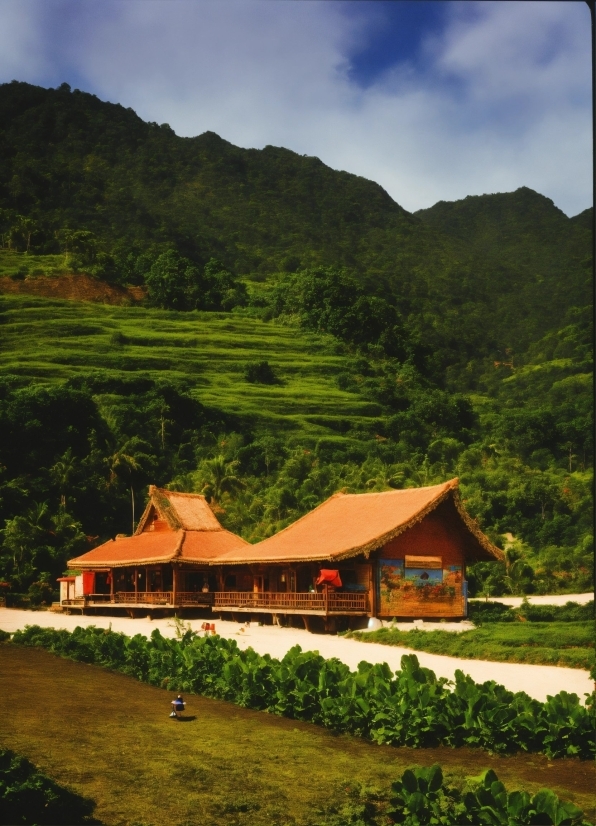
0;0;591;216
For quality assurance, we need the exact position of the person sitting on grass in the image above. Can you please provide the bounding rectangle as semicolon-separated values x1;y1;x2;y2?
171;695;185;715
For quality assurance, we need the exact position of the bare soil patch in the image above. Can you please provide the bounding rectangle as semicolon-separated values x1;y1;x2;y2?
0;274;145;304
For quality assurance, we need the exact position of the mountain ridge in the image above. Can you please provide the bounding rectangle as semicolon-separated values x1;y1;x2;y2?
0;80;591;367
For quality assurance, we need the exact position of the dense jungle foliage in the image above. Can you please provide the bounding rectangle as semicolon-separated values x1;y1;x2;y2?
0;81;592;601
7;625;596;762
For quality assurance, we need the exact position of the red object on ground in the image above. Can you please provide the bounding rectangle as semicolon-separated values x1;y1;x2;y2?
316;570;342;588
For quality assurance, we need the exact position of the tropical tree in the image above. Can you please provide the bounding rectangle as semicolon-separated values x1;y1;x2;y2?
8;215;37;252
50;448;78;508
105;438;155;533
1;502;50;587
55;229;97;267
197;455;245;506
145;249;199;310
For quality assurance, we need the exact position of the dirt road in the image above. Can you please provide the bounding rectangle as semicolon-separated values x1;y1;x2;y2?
0;606;592;702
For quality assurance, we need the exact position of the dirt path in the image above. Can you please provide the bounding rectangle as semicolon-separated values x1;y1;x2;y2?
0;607;592;702
1;645;594;826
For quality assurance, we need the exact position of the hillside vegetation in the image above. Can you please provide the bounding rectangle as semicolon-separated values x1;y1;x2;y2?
0;80;591;604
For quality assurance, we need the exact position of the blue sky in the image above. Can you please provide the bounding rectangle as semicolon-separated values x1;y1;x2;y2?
0;0;591;216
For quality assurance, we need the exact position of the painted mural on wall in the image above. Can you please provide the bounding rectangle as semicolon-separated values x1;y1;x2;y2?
378;558;463;615
379;559;405;615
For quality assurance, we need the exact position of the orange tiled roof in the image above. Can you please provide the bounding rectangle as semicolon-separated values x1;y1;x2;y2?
215;479;502;564
180;529;250;562
68;527;250;568
69;531;185;567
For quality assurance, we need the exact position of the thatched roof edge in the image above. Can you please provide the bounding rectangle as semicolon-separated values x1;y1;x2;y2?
451;487;504;561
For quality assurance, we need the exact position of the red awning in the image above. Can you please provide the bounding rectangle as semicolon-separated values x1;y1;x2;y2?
316;569;342;587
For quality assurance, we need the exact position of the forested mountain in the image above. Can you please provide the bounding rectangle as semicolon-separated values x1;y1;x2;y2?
0;81;591;372
415;188;591;348
0;80;592;604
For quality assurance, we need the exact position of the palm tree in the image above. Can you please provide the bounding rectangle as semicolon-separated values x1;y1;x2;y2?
200;455;244;506
105;445;141;534
50;448;77;508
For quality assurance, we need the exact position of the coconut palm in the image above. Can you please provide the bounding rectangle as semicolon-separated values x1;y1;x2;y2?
50;448;77;508
199;455;244;505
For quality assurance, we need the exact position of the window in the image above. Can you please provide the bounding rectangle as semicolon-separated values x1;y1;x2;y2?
405;556;443;584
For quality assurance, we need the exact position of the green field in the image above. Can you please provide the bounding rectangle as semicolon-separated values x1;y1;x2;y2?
0;249;67;277
1;644;594;826
0;293;379;444
348;622;595;670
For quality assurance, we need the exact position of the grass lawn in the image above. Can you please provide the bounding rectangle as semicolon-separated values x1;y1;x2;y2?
1;644;595;826
347;622;595;671
0;293;381;446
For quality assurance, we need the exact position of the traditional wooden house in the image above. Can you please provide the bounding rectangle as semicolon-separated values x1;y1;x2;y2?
210;478;503;629
64;486;250;615
61;479;503;628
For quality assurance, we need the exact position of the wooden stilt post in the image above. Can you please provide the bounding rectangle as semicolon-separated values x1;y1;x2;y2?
172;565;177;607
110;568;114;602
134;567;138;603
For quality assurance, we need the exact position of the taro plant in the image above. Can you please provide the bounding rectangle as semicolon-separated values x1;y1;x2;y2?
313;767;592;826
385;765;591;826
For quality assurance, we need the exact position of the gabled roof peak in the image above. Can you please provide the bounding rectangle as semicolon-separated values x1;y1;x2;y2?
135;486;224;534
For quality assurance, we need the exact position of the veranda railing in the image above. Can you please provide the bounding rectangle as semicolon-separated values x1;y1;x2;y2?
213;591;369;613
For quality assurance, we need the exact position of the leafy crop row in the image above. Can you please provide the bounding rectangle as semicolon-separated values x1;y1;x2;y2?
0;748;96;825
315;765;592;826
8;625;595;760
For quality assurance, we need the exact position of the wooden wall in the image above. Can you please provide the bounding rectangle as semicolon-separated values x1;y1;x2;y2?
374;504;467;618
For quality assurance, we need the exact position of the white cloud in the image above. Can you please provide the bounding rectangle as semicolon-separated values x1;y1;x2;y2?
0;0;591;215
0;0;48;82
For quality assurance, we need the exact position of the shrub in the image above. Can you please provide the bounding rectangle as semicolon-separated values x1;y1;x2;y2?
518;600;594;623
0;748;97;825
469;600;595;625
245;360;279;384
468;600;515;624
27;581;55;607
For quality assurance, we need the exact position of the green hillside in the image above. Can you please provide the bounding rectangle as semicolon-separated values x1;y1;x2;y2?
0;81;591;603
0;80;428;279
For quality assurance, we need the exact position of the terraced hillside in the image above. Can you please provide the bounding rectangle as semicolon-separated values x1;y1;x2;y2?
0;294;379;446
